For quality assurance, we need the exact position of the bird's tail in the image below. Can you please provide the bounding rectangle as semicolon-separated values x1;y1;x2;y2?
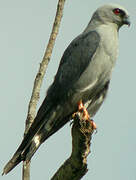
2;99;59;175
2;150;23;175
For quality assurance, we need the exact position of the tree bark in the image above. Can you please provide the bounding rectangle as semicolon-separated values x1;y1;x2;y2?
22;1;66;180
51;112;95;180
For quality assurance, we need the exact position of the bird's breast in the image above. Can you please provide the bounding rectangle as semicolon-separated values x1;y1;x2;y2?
96;24;119;65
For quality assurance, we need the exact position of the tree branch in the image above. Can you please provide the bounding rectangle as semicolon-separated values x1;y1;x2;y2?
51;112;95;180
22;1;66;180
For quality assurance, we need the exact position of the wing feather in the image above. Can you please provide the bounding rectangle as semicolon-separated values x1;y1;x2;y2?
47;31;100;99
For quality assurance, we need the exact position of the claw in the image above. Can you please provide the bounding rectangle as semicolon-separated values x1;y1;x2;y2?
90;119;97;132
72;100;97;132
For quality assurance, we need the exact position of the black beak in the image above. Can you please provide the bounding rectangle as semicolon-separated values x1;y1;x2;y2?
123;16;131;26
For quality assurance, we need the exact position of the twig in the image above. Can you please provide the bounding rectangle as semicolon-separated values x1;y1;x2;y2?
22;1;66;180
51;112;95;180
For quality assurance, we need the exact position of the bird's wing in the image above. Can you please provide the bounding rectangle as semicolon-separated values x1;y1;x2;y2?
24;30;101;152
47;30;100;99
20;30;101;162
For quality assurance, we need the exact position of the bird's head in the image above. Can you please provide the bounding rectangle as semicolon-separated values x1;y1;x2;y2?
91;4;130;29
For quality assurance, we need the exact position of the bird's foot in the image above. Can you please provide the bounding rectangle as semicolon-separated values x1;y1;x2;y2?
72;100;97;131
90;119;97;132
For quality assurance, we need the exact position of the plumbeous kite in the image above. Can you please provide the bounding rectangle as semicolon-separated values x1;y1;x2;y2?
3;3;130;175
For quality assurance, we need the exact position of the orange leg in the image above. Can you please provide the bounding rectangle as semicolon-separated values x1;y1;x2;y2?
77;100;90;120
72;100;97;130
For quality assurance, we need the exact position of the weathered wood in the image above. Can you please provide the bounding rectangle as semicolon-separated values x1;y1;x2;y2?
51;112;95;180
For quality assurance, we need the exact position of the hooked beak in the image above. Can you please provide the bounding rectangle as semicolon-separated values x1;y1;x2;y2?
123;16;131;26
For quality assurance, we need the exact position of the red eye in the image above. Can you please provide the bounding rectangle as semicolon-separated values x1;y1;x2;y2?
113;8;120;15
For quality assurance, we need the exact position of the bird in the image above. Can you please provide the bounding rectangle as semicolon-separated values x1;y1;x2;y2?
3;3;130;175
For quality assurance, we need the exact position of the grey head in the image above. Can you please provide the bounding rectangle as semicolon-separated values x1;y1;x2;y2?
90;3;130;29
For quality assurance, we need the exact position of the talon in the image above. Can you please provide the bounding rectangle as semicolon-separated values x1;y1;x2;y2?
72;100;97;133
90;119;97;131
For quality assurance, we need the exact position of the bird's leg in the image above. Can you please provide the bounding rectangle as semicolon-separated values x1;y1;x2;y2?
72;100;97;130
77;100;90;120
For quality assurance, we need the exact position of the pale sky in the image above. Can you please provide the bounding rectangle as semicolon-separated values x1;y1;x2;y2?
1;1;136;180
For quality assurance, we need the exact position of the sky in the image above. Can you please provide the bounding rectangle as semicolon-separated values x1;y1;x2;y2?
1;0;136;180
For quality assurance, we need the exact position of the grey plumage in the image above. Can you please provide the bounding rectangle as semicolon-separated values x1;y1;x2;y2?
3;3;130;175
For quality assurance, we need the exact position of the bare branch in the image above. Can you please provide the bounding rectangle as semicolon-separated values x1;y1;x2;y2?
22;1;66;180
22;161;30;180
51;112;95;180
